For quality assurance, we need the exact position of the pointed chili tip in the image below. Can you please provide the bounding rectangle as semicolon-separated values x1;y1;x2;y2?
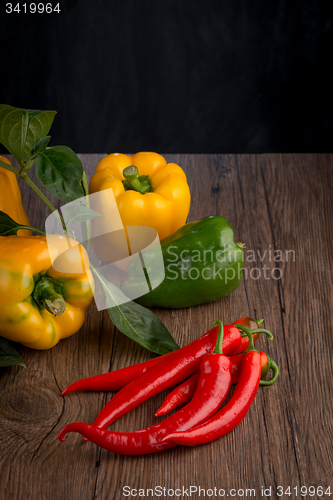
155;405;169;416
58;427;68;442
161;434;176;443
60;388;68;397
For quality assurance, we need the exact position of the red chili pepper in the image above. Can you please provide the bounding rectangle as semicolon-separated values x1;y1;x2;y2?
81;323;241;436
60;318;258;397
58;320;233;455
61;319;249;397
155;348;276;417
61;353;171;396
162;325;276;446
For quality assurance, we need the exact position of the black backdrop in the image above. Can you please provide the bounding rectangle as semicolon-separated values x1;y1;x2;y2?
1;0;332;154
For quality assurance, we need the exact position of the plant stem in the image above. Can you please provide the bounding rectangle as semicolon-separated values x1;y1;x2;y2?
22;157;35;174
213;319;224;354
260;358;279;386
0;159;18;174
0;158;68;233
18;225;46;236
18;162;26;176
21;174;67;232
21;174;57;213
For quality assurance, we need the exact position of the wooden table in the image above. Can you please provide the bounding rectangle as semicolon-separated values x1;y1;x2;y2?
1;154;332;500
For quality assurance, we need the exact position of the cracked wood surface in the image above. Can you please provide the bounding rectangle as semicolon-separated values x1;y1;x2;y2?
0;154;332;500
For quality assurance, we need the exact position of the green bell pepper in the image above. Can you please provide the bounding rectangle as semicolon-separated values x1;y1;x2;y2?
122;216;244;308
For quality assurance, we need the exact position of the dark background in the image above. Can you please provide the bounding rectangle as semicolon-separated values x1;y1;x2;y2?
1;0;332;154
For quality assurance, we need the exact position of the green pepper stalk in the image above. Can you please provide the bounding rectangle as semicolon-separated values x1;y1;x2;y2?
233;324;279;385
122;165;153;194
33;277;66;316
213;319;225;354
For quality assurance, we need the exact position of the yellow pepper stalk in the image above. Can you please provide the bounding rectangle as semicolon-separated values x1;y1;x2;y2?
0;234;94;350
89;152;191;265
0;156;31;236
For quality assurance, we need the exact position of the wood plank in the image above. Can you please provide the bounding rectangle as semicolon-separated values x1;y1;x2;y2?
0;154;332;500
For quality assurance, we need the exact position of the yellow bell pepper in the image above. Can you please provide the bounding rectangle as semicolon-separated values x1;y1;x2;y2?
0;156;31;236
0;234;94;350
89;152;191;265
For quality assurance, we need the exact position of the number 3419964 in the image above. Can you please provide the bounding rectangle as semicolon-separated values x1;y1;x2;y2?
6;3;61;14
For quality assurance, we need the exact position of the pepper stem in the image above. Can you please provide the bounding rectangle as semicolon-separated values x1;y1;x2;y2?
260;357;279;386
122;165;153;194
238;319;264;338
33;277;66;316
213;319;224;354
233;324;273;350
234;324;255;350
248;328;274;341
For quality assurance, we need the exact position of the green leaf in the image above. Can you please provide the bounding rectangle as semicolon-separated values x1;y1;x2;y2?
0;211;45;236
20;109;30;161
31;136;51;156
0;211;24;236
0;337;26;368
61;201;102;227
0;104;56;163
24;112;55;160
35;145;85;202
92;267;179;355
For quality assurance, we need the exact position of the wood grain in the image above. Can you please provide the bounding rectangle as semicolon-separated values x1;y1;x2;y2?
0;154;332;500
